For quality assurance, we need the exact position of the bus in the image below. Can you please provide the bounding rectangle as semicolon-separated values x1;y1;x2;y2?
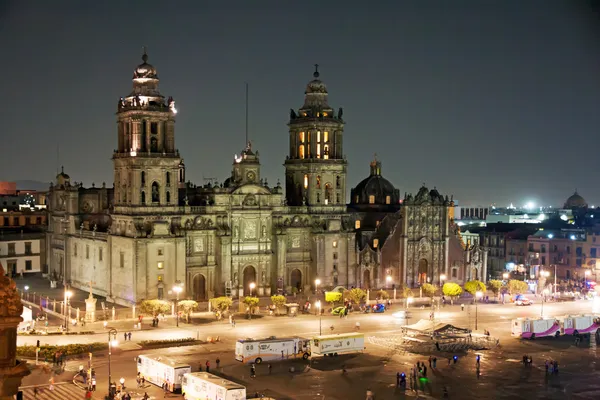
182;372;245;400
235;336;309;364
136;354;192;392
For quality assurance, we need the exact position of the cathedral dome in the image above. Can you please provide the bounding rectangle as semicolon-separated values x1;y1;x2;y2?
133;52;158;80
351;159;399;206
305;71;328;95
564;191;587;209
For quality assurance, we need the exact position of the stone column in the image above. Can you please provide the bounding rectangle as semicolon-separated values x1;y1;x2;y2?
53;300;56;313
111;306;116;321
132;304;136;320
76;308;80;321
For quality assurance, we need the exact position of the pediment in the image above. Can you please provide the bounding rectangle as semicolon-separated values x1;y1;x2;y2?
231;184;271;195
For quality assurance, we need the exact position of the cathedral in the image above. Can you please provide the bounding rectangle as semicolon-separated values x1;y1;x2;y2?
46;52;486;306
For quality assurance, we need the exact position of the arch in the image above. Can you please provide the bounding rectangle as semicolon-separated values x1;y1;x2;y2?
166;191;171;204
150;136;158;152
471;267;478;281
141;191;146;205
151;182;160;203
192;274;207;301
325;183;333;204
141;171;145;186
243;265;257;296
179;168;184;183
166;172;171;186
363;269;371;289
290;269;302;291
298;145;305;159
418;259;428;285
316;176;321;189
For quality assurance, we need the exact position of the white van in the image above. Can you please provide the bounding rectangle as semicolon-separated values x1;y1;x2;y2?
182;372;245;400
136;354;192;392
511;317;560;339
235;336;308;364
560;314;600;336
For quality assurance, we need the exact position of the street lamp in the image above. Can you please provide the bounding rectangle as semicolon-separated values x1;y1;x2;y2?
406;296;413;310
502;272;509;280
106;328;118;397
173;283;183;327
315;300;322;336
475;291;483;331
249;282;256;296
386;275;392;290
315;278;321;295
119;377;125;391
64;290;72;332
440;274;446;286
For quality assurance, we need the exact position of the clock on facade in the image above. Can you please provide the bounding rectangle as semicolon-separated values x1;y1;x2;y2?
246;171;256;182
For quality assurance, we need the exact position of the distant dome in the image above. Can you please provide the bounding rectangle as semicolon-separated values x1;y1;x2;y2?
133;52;158;80
564;191;587;209
351;159;399;205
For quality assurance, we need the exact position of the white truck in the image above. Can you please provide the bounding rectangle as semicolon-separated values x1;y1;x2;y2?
235;336;309;364
181;372;245;400
136;354;192;392
511;317;560;339
560;314;600;336
309;333;365;357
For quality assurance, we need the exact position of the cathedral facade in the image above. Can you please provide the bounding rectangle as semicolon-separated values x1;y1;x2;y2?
46;53;483;306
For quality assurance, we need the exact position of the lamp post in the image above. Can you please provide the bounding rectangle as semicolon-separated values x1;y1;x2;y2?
119;377;125;391
585;269;591;289
475;291;483;331
316;300;322;335
386;275;392;290
315;278;321;296
106;328;118;398
64;290;72;333
406;296;413;310
173;284;183;327
249;282;256;320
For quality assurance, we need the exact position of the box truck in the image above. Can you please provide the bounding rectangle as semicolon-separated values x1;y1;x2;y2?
511;317;560;339
309;333;365;357
182;372;245;400
136;354;192;392
235;336;309;364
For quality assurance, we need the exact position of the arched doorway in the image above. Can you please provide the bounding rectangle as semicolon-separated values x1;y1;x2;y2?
418;259;428;285
363;269;371;289
243;266;257;296
193;274;207;301
290;269;302;291
471;267;478;281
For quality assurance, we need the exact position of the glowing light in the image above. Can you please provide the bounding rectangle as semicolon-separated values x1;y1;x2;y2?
315;278;321;286
24;286;29;291
537;214;546;220
570;235;576;240
130;151;137;157
169;100;177;114
560;215;568;221
525;202;535;210
547;234;554;239
234;154;242;163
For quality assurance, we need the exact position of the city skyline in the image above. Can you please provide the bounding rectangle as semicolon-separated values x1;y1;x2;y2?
2;1;600;205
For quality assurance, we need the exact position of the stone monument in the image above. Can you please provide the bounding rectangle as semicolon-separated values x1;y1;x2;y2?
0;263;30;399
85;281;97;323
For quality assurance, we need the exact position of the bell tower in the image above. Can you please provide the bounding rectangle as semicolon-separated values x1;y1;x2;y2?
113;50;181;209
284;65;346;207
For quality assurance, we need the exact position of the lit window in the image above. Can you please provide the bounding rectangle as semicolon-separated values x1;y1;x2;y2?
369;195;375;204
385;196;391;204
317;131;321;142
299;131;305;143
304;174;309;189
355;196;359;203
157;261;164;269
333;240;338;248
355;220;361;229
323;145;329;159
299;145;305;159
324;131;329;142
376;220;380;227
158;274;163;282
323;112;328;117
373;239;379;248
317;176;321;189
317;144;321;158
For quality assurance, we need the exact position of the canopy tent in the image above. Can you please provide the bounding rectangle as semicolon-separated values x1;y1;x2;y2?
404;319;470;335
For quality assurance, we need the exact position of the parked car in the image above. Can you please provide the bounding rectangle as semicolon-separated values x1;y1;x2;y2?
515;297;533;306
332;306;346;315
371;303;386;313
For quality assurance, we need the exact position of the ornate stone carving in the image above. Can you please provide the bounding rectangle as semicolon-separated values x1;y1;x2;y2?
292;236;301;248
193;217;213;230
244;221;257;240
243;194;257;207
0;264;23;318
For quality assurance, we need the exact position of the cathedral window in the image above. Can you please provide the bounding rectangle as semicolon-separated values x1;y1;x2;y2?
355;195;359;203
325;183;332;204
166;172;171;187
141;171;145;186
299;145;305;159
151;137;158;152
303;175;309;189
151;182;160;203
336;193;340;204
317;193;320;203
369;195;375;204
373;239;379;248
336;176;341;188
158;287;164;300
317;131;321;142
317;176;321;189
166;191;171;204
324;131;329;142
333;252;338;260
316;144;321;158
323;145;329;159
158;248;163;256
385;196;391;205
355;220;361;229
333;240;338;248
150;122;158;134
141;191;146;205
74;244;78;256
157;261;164;270
99;248;103;262
299;131;305;143
86;245;89;259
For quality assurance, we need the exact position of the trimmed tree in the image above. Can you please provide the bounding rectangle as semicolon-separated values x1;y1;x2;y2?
442;282;463;304
177;300;198;323
487;280;503;298
325;291;343;306
138;300;171;317
270;295;286;315
464;280;487;299
376;289;390;301
243;296;260;314
401;286;414;299
421;283;436;299
210;296;233;314
508;279;529;295
344;288;367;305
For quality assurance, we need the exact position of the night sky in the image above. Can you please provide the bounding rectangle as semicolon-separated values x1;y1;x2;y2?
2;1;600;207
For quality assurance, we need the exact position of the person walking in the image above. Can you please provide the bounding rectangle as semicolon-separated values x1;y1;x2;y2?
216;357;220;369
268;364;272;375
433;357;437;368
128;332;132;341
251;363;256;378
205;360;210;373
124;332;128;342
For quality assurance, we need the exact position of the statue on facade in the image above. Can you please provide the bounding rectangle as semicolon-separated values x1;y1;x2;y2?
234;226;239;238
338;107;343;119
233;272;239;288
261;225;267;237
290;109;297;119
261;271;266;285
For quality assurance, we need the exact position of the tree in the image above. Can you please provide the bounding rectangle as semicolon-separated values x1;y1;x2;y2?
138;300;171;317
270;295;286;315
376;289;390;301
442;282;462;304
344;288;367;304
325;291;342;306
210;296;233;314
463;280;487;297
508;279;529;295
397;285;414;299
421;283;436;298
487;280;503;298
243;296;260;314
177;300;198;323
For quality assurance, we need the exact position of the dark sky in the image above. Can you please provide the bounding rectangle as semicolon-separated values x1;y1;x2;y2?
2;1;600;207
